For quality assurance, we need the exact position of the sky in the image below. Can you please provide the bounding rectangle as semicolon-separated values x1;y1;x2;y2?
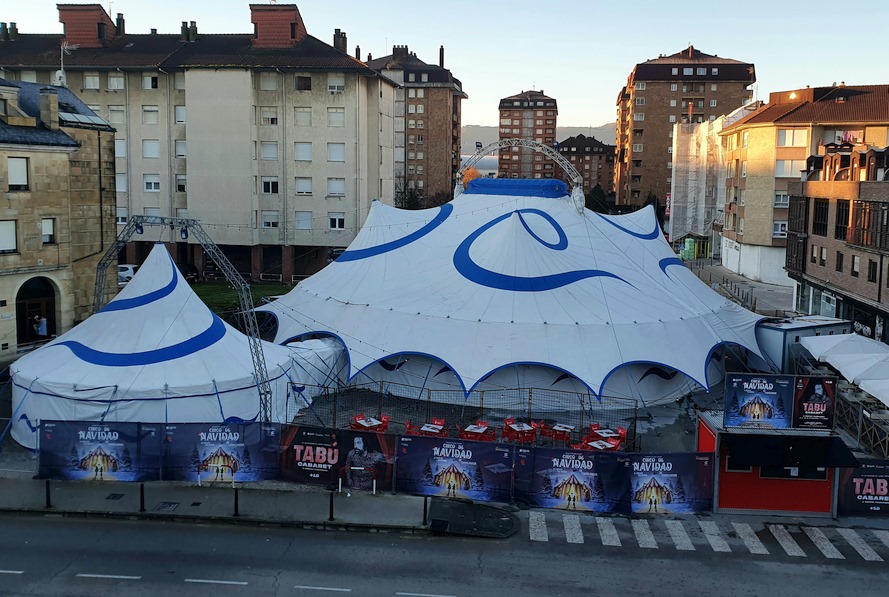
6;1;889;127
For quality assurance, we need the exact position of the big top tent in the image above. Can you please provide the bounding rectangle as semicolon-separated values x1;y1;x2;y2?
9;244;322;449
258;179;763;403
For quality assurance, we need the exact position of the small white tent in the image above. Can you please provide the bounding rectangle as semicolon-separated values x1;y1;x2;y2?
258;179;763;404
10;244;305;449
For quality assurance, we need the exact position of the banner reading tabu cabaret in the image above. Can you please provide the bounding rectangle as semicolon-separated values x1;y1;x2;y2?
630;453;714;514
38;420;161;481
724;374;794;429
395;436;514;501
792;376;836;430
838;460;889;516
161;423;280;482
513;447;631;513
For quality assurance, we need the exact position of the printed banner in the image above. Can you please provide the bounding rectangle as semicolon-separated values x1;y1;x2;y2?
38;420;161;481
338;429;396;492
724;374;794;429
792;376;836;430
161;423;280;482
395;436;514;501
630;453;714;514
838;460;889;516
514;447;631;513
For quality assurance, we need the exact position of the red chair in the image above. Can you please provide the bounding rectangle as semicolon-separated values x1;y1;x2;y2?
589;423;601;433
617;425;627;440
605;437;622;450
518;429;536;445
405;419;421;436
478;428;497;442
432;417;445;427
350;413;366;430
502;418;518;442
570;442;591;450
379;414;391;432
551;427;570;446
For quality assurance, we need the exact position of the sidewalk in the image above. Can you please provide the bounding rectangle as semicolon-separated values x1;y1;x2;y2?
688;258;797;316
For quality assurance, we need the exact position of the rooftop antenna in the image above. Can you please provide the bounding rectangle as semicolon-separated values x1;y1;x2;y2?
56;41;78;87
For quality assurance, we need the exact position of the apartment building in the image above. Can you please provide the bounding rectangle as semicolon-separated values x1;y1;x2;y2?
0;4;395;281
719;85;889;287
367;45;466;208
497;90;557;179
615;46;755;206
0;78;115;360
556;134;615;195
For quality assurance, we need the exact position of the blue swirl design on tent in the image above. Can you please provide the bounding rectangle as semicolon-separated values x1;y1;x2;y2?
659;256;685;274
100;253;179;313
55;315;227;367
337;204;453;262
378;359;407;372
595;212;660;240
638;366;679;382
454;209;626;291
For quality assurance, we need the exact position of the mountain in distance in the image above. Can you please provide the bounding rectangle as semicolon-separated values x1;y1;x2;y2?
461;123;616;156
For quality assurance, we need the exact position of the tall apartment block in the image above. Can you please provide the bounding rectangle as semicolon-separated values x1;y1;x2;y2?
556;134;615;195
0;4;396;281
368;45;466;208
498;90;557;179
615;46;755;206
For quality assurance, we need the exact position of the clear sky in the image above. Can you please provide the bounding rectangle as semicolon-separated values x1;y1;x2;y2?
6;1;888;127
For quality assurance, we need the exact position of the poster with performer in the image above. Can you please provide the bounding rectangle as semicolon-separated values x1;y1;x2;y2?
337;429;396;492
279;425;341;486
513;447;631;513
724;374;794;429
38;420;161;481
161;423;280;482
630;453;714;514
838;460;889;516
792;376;836;430
395;436;514;502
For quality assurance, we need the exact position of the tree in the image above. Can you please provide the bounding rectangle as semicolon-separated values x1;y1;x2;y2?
462;166;482;187
674;475;687;503
593;473;606;500
422;459;433;483
472;464;485;489
121;445;132;470
585;184;610;213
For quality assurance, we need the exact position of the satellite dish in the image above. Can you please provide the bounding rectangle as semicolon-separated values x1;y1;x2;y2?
53;70;67;87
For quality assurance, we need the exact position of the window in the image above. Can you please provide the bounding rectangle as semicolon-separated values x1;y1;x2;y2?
327;143;346;162
294;107;312;126
835;200;850;240
635;97;645;105
260;106;278;125
710;99;717;107
812;199;829;236
712;68;719;75
0;221;17;254
295;75;312;91
114;139;126;158
19;70;37;83
329;212;345;230
174;72;185;90
7;157;29;191
632;144;643;152
144;207;161;217
777;129;808;147
811;245;818;264
115;173;127;193
83;72;100;89
408;104;416;114
109;105;125;124
261;177;279;194
176;208;188;219
295;211;312;230
683;67;693;75
711;83;718;91
670;83;678;91
116;207;128;225
176;175;187;193
295;177;312;195
407;119;415;129
108;73;125;90
669;115;676;123
772;221;787;238
328;73;345;93
142;105;159;124
41;218;55;244
327;178;346;196
836;252;844;272
143;174;160;192
869;260;878;283
671;68;678;76
741;161;747;177
142;139;160;158
669;99;677;107
742;132;748;147
775;159;806;178
697;67;706;75
260;142;278;160
261;210;280;228
774;192;789;208
327;107;345;127
175;140;187;158
633;113;645;121
259;72;277;91
417;135;424;144
852;255;860;277
635;82;646;90
416;104;424;114
142;73;158;89
739;189;746;205
174;105;186;124
295;142;312;161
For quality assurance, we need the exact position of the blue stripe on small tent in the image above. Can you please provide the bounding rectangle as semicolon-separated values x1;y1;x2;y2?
100;254;179;312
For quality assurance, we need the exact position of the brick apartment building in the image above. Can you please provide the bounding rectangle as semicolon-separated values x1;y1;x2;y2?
498;90;557;179
556;134;615;195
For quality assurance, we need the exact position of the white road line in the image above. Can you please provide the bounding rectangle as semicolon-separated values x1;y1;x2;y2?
529;511;548;542
185;579;249;586
76;574;142;580
596;517;621;547
664;520;694;551
0;570;24;575
769;525;806;557
294;586;351;592
732;522;769;555
632;519;658;549
563;514;584;544
395;593;456;597
698;521;731;553
837;528;883;562
802;527;844;559
873;529;889;550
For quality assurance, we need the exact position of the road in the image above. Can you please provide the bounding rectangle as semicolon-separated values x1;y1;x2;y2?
0;514;886;596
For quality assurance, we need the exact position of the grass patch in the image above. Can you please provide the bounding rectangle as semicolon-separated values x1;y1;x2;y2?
191;281;290;318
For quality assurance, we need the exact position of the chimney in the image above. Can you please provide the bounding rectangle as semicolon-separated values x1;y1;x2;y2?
189;21;198;42
250;4;306;48
688;45;693;57
393;45;408;61
180;21;188;42
150;28;157;35
115;13;125;36
0;23;8;42
58;5;114;48
8;21;17;41
367;52;372;62
39;87;59;131
355;45;360;59
439;45;444;68
333;29;347;53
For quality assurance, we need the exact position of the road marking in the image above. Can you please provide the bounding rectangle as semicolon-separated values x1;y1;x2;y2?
529;511;548;542
395;593;456;597
185;579;249;586
294;586;351;592
802;527;844;559
732;522;769;555
632;519;658;549
873;530;889;550
0;570;24;575
596;517;621;547
563;514;584;544
664;520;694;551
77;574;142;580
837;528;883;562
699;521;731;553
769;525;806;557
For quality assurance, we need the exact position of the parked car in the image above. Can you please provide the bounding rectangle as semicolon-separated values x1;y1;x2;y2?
118;264;139;286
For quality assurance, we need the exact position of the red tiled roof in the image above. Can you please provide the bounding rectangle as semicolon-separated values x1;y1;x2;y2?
643;46;748;65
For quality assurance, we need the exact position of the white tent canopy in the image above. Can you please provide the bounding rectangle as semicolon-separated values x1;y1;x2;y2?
800;333;889;407
10;243;310;449
258;179;762;401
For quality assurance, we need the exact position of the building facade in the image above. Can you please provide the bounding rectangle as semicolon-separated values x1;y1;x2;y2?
615;46;755;206
367;45;466;208
0;78;115;361
0;4;395;281
556;134;615;195
497;90;557;179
